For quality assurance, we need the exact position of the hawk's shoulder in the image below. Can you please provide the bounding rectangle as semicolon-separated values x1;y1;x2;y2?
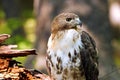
81;31;96;49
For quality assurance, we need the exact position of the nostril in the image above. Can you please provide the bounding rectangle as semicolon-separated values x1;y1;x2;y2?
79;22;82;26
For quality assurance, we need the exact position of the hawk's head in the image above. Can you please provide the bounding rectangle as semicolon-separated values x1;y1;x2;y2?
51;13;82;33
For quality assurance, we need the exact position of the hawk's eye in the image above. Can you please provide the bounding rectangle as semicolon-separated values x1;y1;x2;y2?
66;18;72;22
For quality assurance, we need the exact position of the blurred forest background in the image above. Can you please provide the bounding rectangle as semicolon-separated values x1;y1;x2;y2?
0;0;120;80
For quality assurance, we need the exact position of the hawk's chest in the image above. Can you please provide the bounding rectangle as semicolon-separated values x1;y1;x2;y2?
47;30;84;79
48;30;83;54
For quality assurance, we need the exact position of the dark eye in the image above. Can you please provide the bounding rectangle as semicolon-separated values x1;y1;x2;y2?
66;18;72;22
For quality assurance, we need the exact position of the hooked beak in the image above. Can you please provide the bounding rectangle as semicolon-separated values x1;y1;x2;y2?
74;18;82;27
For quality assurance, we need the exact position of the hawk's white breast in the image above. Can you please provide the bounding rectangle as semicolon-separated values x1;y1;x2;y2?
47;29;84;80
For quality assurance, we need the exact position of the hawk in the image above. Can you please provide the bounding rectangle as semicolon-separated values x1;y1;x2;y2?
46;13;99;80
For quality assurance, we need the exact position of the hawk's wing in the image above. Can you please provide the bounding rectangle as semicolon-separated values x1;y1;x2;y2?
80;31;99;80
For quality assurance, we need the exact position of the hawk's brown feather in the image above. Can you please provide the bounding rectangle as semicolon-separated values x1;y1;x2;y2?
81;31;99;80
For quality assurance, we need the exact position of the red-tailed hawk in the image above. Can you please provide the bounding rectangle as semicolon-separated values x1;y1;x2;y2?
46;13;99;80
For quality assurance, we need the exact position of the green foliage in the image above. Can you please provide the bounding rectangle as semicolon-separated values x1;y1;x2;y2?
22;10;34;18
13;57;26;65
7;18;22;30
0;22;11;34
0;10;5;19
0;9;36;64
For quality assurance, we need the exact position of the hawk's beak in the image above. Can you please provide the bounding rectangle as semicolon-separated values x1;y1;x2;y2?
74;18;82;27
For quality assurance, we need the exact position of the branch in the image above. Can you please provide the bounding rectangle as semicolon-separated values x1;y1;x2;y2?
0;34;52;80
0;34;10;43
0;49;37;57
